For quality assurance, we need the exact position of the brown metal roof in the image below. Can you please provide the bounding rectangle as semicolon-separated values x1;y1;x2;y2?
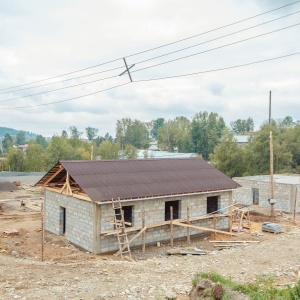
36;158;241;202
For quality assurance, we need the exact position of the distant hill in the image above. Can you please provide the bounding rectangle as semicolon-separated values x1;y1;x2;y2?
0;127;37;141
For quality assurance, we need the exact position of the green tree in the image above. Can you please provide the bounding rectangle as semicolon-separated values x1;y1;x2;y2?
35;135;48;149
157;117;192;152
24;143;45;171
191;111;225;160
61;130;68;138
85;127;99;142
2;133;14;153
97;141;120;159
280;116;294;127
244;124;292;175
230;117;254;134
210;132;246;177
69;126;82;139
45;136;74;168
6;148;25;171
151;118;165;138
157;120;176;151
16;131;26;145
121;144;138;159
116;118;149;149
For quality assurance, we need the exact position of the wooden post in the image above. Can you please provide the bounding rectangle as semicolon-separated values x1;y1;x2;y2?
213;215;216;240
41;203;44;261
293;187;298;221
187;207;190;244
142;208;146;252
229;193;233;234
170;206;174;247
248;210;251;234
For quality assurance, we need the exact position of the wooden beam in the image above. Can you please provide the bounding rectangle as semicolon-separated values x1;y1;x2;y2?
173;221;236;236
44;187;92;202
187;207;190;244
101;213;231;236
142;208;146;252
115;227;147;256
209;240;259;243
43;166;64;186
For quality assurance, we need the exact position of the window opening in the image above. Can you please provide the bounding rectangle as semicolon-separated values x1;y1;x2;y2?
165;200;180;221
59;206;66;234
116;206;133;227
207;196;219;214
252;188;259;204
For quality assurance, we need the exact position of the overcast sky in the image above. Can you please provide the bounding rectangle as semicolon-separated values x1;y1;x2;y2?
0;0;299;138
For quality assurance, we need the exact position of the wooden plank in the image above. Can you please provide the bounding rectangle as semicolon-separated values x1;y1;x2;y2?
187;207;190;244
142;208;146;253
209;240;259;243
115;227;147;256
170;206;173;247
44;187;92;201
102;213;231;236
173;221;236;236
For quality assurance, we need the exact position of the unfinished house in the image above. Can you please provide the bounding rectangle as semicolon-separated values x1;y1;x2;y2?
36;158;240;254
233;174;300;214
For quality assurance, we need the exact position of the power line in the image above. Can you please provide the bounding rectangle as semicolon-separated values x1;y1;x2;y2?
2;22;298;104
1;51;298;110
0;65;125;95
0;58;123;92
134;52;300;82
133;10;300;65
132;22;300;74
0;82;130;110
126;0;300;58
0;74;121;103
1;0;299;92
2;10;298;98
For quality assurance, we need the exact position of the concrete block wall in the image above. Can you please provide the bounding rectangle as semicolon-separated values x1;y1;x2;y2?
99;191;232;253
45;190;95;252
233;178;299;213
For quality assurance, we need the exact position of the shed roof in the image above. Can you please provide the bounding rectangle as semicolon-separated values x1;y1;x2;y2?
36;158;240;202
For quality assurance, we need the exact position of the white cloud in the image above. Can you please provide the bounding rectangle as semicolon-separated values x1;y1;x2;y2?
0;0;299;138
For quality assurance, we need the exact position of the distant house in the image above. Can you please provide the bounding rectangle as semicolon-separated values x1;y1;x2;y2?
36;158;240;254
233;135;249;147
137;149;198;159
13;144;29;152
233;174;300;214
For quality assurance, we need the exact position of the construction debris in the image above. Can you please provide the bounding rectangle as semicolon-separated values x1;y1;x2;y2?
3;229;19;236
166;248;207;255
262;222;282;234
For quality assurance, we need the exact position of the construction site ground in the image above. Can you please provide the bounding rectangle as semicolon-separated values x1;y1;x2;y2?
0;186;300;300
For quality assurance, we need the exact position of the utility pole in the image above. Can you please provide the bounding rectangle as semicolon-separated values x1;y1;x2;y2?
269;91;275;217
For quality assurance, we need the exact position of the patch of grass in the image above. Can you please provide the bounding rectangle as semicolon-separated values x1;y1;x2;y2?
192;271;298;300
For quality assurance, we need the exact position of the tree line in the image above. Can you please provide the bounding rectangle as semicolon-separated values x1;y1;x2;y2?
0;113;298;177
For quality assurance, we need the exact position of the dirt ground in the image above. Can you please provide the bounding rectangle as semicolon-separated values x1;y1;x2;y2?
0;186;300;300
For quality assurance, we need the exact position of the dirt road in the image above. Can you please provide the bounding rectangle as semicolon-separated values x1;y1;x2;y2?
1;188;300;300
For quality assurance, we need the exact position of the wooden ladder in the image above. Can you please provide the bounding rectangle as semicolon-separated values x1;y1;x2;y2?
111;198;131;258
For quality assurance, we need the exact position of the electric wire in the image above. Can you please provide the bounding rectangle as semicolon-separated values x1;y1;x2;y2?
133;10;300;65
1;51;298;110
134;52;300;82
1;0;299;92
126;0;300;58
0;74;121;103
0;82;130;110
2;22;298;103
131;22;300;74
0;65;125;95
2;9;298;97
